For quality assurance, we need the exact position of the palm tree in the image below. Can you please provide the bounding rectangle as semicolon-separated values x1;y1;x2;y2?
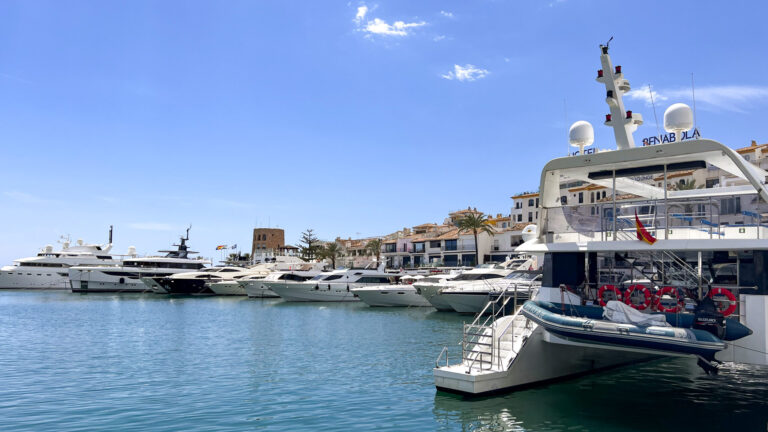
456;212;495;266
317;242;340;269
365;238;383;264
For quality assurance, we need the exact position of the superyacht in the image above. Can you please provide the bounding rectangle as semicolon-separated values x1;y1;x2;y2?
434;43;768;396
0;227;122;289
270;262;396;302
70;228;209;293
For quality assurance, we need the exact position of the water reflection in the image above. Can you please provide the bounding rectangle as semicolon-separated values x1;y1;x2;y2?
433;358;768;431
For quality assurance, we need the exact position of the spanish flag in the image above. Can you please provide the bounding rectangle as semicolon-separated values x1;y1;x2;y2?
635;210;656;245
216;245;227;250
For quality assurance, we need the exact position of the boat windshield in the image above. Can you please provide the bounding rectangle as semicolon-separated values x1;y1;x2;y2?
452;273;503;281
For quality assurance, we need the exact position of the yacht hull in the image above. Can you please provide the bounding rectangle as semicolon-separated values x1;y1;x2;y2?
352;285;432;307
69;269;174;293
271;282;360;302
159;278;215;295
209;281;246;296
434;326;658;396
416;285;454;311
0;270;70;289
245;281;280;298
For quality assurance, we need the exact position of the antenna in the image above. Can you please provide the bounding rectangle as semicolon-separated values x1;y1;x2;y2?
605;36;613;48
648;84;661;143
691;73;698;132
108;225;113;244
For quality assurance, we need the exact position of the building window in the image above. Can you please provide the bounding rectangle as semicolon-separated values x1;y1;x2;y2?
528;212;533;222
721;197;741;215
535;198;539;208
706;178;720;188
578;192;584;204
528;199;534;207
561;196;567;205
517;214;522;222
590;192;595;203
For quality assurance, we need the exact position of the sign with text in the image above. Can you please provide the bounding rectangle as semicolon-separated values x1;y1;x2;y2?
642;128;701;146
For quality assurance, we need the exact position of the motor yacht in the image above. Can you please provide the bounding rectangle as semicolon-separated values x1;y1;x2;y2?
434;44;768;396
270;262;396;302
146;266;252;295
416;260;523;311
441;270;542;314
247;264;326;298
353;275;434;307
70;228;209;293
0;227;122;289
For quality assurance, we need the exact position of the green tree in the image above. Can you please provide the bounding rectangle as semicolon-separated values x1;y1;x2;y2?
365;238;383;264
298;229;320;261
317;242;340;269
456;212;495;266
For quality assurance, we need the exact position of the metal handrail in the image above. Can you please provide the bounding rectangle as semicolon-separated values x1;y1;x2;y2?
435;346;449;368
465;326;494;373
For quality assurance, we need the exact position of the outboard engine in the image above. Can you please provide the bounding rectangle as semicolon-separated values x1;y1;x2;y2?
692;296;726;340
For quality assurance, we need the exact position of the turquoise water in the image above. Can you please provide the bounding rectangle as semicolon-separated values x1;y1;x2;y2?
1;291;767;431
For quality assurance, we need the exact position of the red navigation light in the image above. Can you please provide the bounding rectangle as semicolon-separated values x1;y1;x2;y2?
615;65;622;74
605;114;612;122
626;110;633;119
597;69;604;78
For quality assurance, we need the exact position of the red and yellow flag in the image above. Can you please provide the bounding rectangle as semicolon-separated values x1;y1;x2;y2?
635;210;656;245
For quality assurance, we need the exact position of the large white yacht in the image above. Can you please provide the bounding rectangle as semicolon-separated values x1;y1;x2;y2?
353;275;433;307
69;228;209;293
441;270;542;314
270;262;396;302
416;260;521;311
434;44;768;396
0;228;122;289
247;263;326;298
145;266;252;295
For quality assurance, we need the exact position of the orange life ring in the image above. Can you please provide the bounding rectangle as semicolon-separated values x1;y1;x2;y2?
623;284;652;310
709;287;737;316
598;284;621;307
654;286;684;313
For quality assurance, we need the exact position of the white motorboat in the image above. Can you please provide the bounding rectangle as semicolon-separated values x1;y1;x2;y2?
247;264;326;298
441;271;542;314
416;260;524;311
144;266;252;295
434;44;768;396
0;227;122;289
353;275;433;307
270;262;397;302
70;228;209;293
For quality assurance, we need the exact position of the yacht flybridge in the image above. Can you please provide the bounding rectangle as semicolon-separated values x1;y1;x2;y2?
0;227;122;289
434;43;768;396
70;228;210;293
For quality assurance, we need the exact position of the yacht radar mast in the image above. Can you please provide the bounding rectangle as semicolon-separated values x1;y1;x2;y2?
596;41;643;150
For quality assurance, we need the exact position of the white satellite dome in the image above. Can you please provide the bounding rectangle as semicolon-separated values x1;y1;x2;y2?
663;103;693;135
521;225;538;243
127;246;137;256
44;245;53;253
569;121;594;154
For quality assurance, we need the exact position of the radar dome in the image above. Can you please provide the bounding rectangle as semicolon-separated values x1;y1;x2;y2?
44;245;53;253
77;239;84;246
521;224;538;243
569;121;594;148
127;246;137;256
664;103;693;134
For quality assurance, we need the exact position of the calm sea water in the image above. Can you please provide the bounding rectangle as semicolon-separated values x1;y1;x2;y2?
0;291;767;431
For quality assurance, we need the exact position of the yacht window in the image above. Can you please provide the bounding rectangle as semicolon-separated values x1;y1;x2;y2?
357;276;391;284
310;275;327;281
284;274;310;281
219;268;239;272
324;275;344;281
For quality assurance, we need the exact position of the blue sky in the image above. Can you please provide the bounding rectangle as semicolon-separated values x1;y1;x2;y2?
1;0;767;263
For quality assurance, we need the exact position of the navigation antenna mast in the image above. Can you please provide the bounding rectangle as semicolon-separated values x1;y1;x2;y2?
596;39;644;150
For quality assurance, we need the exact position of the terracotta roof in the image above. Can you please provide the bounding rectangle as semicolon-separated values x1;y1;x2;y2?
653;170;695;181
511;192;539;199
735;141;768;154
383;239;396;244
568;184;607;193
510;222;531;231
433;228;460;240
412;223;437;229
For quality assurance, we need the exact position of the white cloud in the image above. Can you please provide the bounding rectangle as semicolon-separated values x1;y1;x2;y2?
355;6;368;23
433;35;446;42
354;5;426;37
440;10;454;18
626;85;768;113
441;64;489;82
362;18;426;36
128;222;177;231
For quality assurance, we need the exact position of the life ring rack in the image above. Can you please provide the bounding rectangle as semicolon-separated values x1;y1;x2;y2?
708;287;737;317
654;286;684;313
597;284;622;307
623;284;652;310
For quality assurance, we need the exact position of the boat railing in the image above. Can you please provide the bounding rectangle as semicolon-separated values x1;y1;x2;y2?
435;346;449;368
